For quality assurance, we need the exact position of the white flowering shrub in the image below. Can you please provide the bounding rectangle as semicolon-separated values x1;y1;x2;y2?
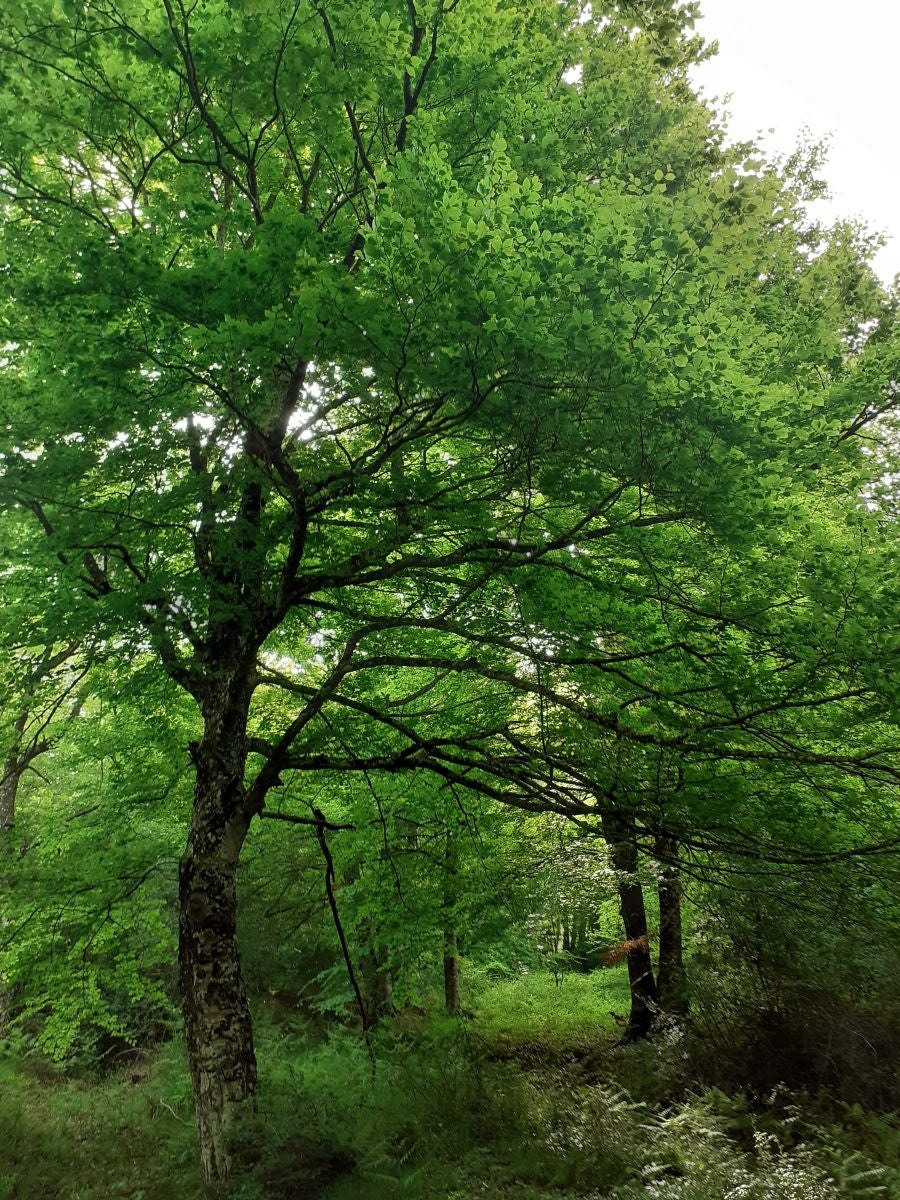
523;1082;889;1200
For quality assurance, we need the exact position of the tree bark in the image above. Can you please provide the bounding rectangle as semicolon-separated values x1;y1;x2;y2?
0;757;19;838
0;718;26;1029
655;833;688;1015
601;812;657;1039
442;829;461;1016
360;920;394;1027
179;690;256;1185
2;712;33;840
372;964;394;1018
443;932;461;1016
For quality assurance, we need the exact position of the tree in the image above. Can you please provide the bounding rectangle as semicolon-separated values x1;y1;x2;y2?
0;654;189;1058
1;0;897;1182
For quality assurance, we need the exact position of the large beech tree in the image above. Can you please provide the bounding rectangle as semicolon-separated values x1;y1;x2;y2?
1;0;898;1182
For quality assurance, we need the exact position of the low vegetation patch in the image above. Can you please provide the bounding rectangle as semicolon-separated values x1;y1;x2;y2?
3;973;899;1200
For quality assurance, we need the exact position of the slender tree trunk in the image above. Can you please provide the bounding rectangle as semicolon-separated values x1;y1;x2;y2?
0;724;25;1029
573;910;588;968
601;812;657;1040
0;759;19;838
1;712;30;841
372;965;394;1017
0;717;32;1028
360;918;395;1027
655;833;688;1015
179;690;256;1185
442;829;461;1016
444;933;461;1015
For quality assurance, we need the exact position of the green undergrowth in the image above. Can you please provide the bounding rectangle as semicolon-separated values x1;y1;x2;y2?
2;971;899;1200
0;1041;199;1200
470;967;631;1060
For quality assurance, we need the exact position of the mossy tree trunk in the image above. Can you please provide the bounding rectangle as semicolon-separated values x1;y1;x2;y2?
179;683;257;1185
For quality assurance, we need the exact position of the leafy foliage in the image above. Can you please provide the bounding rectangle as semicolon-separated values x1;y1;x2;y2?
0;0;897;1190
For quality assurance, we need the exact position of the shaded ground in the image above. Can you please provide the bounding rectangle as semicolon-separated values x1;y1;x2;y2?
1;970;898;1199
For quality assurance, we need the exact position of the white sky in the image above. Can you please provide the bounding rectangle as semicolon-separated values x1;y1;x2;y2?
690;0;900;285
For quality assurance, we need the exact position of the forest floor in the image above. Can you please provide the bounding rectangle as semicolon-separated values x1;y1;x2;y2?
2;970;899;1199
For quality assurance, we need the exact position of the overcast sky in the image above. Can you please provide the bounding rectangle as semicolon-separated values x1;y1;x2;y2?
690;0;900;285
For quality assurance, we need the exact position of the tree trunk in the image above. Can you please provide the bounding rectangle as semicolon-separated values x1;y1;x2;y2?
0;744;19;1027
0;717;30;1028
1;711;30;841
601;812;657;1040
655;833;688;1015
0;757;19;838
179;693;256;1186
372;965;394;1017
442;829;461;1016
572;910;588;968
443;933;461;1016
360;920;395;1027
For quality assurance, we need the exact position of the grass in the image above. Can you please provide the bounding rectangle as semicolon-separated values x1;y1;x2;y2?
0;1043;200;1200
471;966;631;1057
0;968;630;1199
2;968;898;1200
